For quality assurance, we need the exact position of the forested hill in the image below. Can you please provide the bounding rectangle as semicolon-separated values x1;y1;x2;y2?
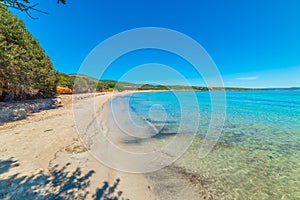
0;6;58;101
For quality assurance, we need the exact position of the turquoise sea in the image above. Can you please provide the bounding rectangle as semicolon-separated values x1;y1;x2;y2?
110;90;300;199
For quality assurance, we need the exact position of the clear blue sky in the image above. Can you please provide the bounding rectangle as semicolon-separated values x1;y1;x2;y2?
11;0;300;88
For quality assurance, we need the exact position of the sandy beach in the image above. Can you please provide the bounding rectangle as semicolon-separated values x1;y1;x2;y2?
0;93;157;199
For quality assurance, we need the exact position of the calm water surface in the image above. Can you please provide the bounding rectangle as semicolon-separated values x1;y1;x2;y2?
111;90;300;199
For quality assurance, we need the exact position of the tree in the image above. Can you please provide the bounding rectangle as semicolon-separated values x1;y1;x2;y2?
0;6;58;101
73;78;88;93
57;73;75;89
0;0;66;19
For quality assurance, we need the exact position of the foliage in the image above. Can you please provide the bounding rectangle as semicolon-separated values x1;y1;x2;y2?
57;74;244;92
0;6;58;101
166;85;209;91
96;80;116;91
56;74;118;93
138;84;170;90
57;73;74;89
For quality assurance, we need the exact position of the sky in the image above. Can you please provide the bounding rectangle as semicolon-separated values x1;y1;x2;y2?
10;0;300;88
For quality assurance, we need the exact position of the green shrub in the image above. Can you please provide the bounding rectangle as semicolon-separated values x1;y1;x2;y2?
0;6;58;101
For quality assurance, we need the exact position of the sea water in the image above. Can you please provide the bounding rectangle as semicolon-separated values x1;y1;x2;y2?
110;91;300;199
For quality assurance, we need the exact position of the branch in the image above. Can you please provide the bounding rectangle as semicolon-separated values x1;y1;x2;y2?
0;0;66;19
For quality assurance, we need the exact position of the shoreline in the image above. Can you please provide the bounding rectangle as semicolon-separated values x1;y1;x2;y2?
0;92;156;199
101;92;214;199
0;91;211;199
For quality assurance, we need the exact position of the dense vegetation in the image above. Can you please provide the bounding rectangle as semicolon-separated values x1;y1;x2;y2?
57;74;208;92
137;84;170;90
57;74;120;93
0;6;58;101
57;74;250;92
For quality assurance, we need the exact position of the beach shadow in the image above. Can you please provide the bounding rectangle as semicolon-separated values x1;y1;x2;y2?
121;129;178;145
93;178;124;200
0;158;124;200
0;157;19;174
150;132;177;139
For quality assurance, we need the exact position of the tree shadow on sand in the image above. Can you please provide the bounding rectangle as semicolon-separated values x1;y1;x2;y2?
0;158;126;200
93;178;128;200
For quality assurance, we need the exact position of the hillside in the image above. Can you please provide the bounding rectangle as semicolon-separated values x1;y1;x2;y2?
56;74;256;92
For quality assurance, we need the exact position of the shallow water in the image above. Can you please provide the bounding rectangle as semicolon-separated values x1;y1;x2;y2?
110;90;300;199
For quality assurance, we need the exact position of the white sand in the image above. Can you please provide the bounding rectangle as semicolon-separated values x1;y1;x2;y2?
0;93;157;199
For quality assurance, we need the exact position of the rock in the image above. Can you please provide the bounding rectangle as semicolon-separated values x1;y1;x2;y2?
0;98;60;124
13;108;27;120
52;97;62;107
56;86;72;94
